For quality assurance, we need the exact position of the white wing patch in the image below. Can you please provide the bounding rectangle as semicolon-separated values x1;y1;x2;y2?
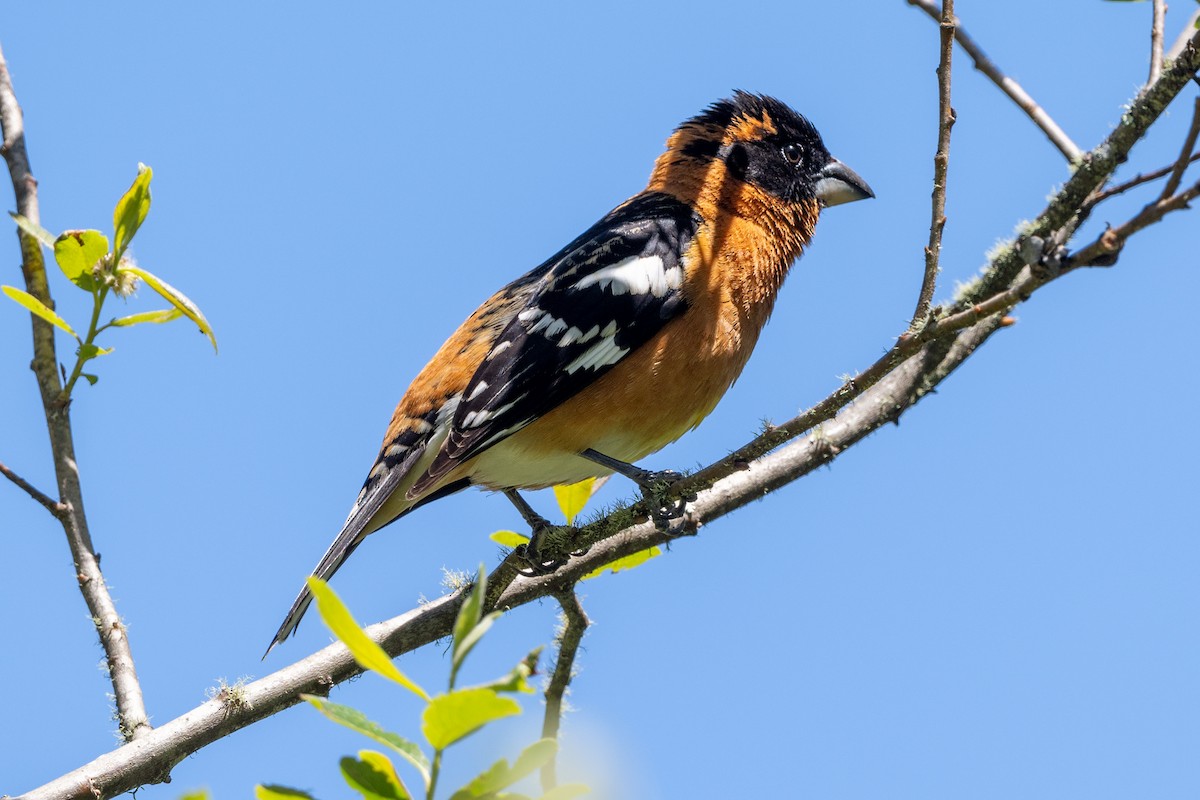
573;255;681;298
564;334;630;374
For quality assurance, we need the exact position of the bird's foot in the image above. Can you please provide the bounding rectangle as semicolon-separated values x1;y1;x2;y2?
514;522;573;576
578;449;696;533
634;468;697;533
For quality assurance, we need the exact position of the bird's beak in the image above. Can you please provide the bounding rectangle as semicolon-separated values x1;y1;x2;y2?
815;158;875;207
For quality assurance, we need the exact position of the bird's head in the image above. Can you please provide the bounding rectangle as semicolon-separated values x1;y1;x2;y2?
652;91;874;216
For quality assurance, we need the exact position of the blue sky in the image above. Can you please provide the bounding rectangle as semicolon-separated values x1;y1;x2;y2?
2;2;1198;798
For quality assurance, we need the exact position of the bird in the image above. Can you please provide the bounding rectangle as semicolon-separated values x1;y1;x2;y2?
266;91;873;653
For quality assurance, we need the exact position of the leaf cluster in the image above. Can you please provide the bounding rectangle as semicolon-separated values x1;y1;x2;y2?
4;164;215;396
257;569;587;800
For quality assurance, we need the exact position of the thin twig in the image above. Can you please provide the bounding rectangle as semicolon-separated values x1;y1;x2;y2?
912;0;956;327
1161;97;1200;199
1150;0;1166;85
0;459;67;517
1072;177;1200;267
1166;9;1200;62
0;42;151;742
1087;153;1200;205
906;0;1082;161
540;590;589;793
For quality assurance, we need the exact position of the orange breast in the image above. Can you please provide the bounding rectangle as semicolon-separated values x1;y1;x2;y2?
466;210;803;490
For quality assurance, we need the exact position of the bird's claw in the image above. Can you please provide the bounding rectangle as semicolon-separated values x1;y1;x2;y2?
637;469;694;533
514;542;568;576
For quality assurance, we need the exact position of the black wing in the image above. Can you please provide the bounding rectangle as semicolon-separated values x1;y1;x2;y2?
414;192;701;489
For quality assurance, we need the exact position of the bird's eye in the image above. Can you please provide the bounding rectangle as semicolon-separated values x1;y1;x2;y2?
781;143;803;166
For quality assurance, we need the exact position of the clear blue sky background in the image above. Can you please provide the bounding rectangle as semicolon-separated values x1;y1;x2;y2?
3;2;1198;798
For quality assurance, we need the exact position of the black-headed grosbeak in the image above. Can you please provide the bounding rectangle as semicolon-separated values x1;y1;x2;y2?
268;91;872;651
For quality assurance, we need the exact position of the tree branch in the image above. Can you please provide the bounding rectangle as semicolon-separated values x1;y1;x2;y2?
540;590;589;793
958;28;1200;306
906;0;1082;161
14;310;1000;800
0;458;66;518
912;0;956;327
1150;0;1166;85
0;42;151;742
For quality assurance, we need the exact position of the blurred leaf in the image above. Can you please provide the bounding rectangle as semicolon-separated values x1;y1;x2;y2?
581;546;662;580
422;688;520;750
307;577;430;700
451;565;488;673
340;750;412;800
537;785;590;800
78;343;113;360
113;163;152;257
111;308;182;327
120;265;217;352
255;786;317;800
81;373;99;386
450;739;557;800
490;530;530;548
10;212;56;248
454;610;501;678
53;230;108;291
553;478;595;524
302;695;430;782
2;285;77;337
474;648;540;695
177;791;209;800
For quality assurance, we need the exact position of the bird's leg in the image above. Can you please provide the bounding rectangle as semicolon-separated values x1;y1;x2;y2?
503;489;570;575
580;448;694;531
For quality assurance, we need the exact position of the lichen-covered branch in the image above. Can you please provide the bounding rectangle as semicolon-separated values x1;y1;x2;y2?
0;42;151;742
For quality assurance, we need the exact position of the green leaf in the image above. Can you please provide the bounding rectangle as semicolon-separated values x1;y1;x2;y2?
113;163;152;257
53;230;109;291
537;785;590;800
255;786;317;800
454;610;501;678
476;648;541;695
9;212;56;248
451;565;488;674
81;373;99;386
111;308;183;327
120;265;217;352
341;751;412;800
307;577;430;700
490;530;530;548
450;741;557;799
553;478;595;524
422;688;520;750
177;791;209;800
78;343;114;360
581;546;662;580
302;695;430;783
2;285;77;337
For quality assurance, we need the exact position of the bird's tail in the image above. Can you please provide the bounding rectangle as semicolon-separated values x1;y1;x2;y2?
263;520;367;658
263;476;471;658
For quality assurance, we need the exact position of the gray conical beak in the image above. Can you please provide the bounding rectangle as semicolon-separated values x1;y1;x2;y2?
815;158;874;207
